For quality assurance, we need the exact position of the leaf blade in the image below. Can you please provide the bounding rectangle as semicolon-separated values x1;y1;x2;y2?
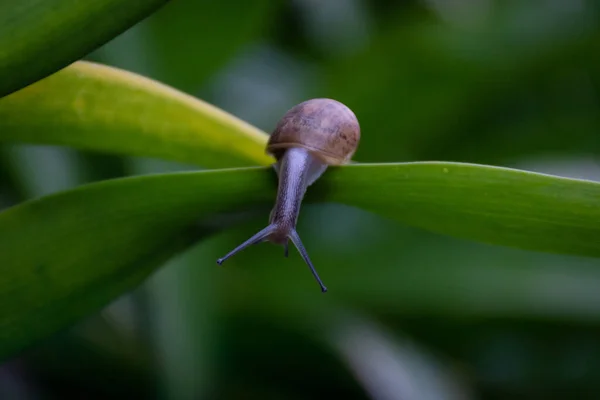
2;161;600;359
0;167;271;360
324;162;600;258
0;61;273;168
0;0;169;97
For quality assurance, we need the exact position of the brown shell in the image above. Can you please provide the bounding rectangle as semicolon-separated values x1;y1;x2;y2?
266;98;360;165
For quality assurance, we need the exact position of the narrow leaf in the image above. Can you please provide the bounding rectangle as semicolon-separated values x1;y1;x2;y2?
0;168;271;360
0;61;273;168
1;161;600;359
324;162;600;258
0;0;169;97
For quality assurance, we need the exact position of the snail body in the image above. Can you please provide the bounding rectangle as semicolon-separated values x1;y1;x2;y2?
216;98;360;292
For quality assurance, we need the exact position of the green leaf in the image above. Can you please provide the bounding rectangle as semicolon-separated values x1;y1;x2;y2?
0;61;273;168
0;168;270;360
0;0;169;98
1;161;600;359
324;162;600;258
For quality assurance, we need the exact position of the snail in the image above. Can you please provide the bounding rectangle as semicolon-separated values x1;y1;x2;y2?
216;98;360;292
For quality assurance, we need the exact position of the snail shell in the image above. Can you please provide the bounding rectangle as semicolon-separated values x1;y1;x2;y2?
267;98;360;165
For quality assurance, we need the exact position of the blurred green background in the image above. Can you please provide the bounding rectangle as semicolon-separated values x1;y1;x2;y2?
2;0;600;399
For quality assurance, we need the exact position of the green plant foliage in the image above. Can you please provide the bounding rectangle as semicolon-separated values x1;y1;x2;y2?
325;162;600;258
144;0;277;90
0;61;273;168
325;6;600;163
0;0;169;98
0;167;268;361
2;161;600;360
3;2;600;397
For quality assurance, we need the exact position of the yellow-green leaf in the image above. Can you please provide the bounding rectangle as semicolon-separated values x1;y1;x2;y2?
0;61;273;167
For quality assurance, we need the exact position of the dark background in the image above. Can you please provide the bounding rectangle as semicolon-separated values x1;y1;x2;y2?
2;0;600;399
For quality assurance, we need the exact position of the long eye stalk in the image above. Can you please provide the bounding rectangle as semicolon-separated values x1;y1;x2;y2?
216;147;328;292
216;225;275;266
289;229;327;292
